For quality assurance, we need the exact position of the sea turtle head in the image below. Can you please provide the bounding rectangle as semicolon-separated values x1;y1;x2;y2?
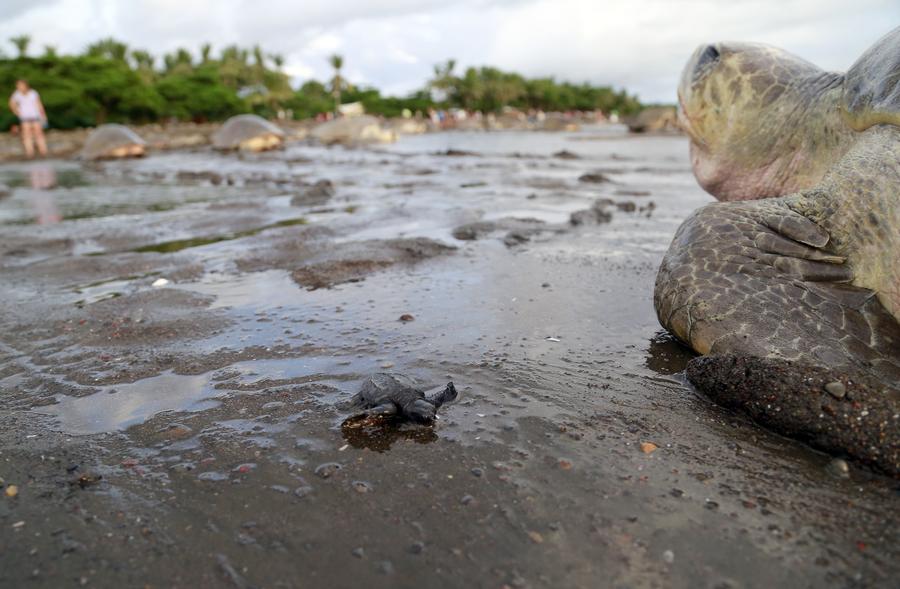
678;42;851;201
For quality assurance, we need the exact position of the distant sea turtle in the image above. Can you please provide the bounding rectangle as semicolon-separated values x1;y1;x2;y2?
212;114;284;152
80;124;145;160
655;27;899;473
346;373;458;424
311;115;396;145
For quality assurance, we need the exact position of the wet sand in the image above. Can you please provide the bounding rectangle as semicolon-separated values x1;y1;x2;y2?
0;128;897;588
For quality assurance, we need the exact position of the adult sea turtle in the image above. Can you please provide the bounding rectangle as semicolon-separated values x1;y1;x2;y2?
80;124;146;160
212;114;284;152
655;27;900;474
310;115;396;145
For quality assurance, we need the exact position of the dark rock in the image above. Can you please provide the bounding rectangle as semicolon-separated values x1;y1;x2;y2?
291;179;335;207
553;150;580;160
439;149;479;157
570;199;614;226
578;173;612;184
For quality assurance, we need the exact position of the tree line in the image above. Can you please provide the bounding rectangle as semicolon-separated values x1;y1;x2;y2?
1;36;644;131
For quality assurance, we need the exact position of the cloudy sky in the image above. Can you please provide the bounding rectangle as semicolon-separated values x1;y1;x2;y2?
4;0;898;102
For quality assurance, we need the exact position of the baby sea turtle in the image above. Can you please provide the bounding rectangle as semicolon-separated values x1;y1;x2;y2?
80;124;146;160
346;373;457;424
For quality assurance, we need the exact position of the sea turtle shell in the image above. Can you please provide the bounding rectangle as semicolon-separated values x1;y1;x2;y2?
212;114;285;151
81;124;146;160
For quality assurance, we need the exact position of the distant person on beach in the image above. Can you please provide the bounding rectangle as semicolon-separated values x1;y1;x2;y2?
8;79;48;158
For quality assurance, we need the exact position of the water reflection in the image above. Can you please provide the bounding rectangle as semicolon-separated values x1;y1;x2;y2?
28;164;61;225
341;416;437;452
37;372;217;434
644;331;696;375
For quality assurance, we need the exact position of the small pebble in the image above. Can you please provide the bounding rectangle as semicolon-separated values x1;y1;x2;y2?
197;471;229;482
352;480;372;494
151;278;169;287
527;531;544;544
824;381;846;399
826;458;850;479
377;560;394;575
460;494;474;505
558;458;573;470
640;442;658;454
293;485;313;498
663;550;675;564
408;541;425;554
399;314;415;322
470;467;484;478
352;547;365;559
5;485;19;498
315;462;342;479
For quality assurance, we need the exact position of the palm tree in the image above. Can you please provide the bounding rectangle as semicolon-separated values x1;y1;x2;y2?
10;35;31;58
175;48;193;66
86;38;129;61
200;43;212;64
329;54;345;114
429;59;458;103
131;50;156;83
131;50;154;69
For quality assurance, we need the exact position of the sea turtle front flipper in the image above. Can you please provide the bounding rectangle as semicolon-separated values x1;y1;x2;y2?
686;355;899;475
654;197;900;375
362;403;399;418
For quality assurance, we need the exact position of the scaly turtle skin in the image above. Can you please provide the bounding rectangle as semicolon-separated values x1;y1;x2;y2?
81;124;146;160
212;114;284;152
656;27;900;474
347;373;457;424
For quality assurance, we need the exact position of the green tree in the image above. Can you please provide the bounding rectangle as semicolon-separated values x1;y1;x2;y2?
155;66;246;121
200;43;212;64
328;54;347;114
130;50;155;84
86;38;129;62
9;35;30;58
429;59;457;104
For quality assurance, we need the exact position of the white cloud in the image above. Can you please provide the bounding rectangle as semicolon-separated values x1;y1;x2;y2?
2;0;898;101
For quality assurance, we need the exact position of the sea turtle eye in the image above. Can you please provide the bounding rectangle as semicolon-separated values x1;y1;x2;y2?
698;45;720;67
693;45;721;80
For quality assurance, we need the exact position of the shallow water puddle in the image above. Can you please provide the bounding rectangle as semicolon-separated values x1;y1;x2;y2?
180;269;301;310
35;354;377;435
127;217;308;254
37;372;216;435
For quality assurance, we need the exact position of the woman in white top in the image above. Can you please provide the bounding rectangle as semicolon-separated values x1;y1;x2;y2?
8;79;48;158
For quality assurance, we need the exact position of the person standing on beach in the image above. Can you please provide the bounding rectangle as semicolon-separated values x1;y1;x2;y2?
8;79;48;158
